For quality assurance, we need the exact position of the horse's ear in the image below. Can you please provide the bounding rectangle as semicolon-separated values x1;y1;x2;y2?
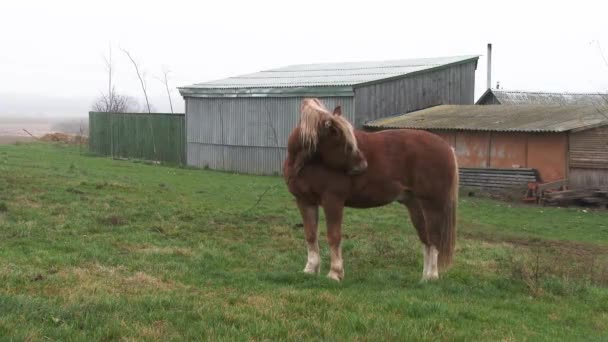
333;106;342;116
323;119;339;136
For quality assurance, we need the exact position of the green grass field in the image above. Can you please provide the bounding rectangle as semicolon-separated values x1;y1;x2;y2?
0;143;607;341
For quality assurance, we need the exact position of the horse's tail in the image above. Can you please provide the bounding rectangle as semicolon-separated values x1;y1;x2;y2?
438;149;459;271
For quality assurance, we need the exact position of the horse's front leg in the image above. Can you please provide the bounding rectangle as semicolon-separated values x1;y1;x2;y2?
322;196;345;281
297;199;320;274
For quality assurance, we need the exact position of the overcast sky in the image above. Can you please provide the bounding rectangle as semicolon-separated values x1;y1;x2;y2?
1;0;607;119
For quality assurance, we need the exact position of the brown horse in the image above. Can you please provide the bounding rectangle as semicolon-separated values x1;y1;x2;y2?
283;99;459;282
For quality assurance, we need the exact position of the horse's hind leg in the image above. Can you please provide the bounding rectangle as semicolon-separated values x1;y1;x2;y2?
297;199;320;274
419;201;448;281
404;199;434;281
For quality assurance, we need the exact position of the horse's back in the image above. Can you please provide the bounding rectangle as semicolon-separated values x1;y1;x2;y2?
356;129;458;199
363;129;452;152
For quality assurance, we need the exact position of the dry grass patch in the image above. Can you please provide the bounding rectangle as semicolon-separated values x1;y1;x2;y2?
454;239;508;274
592;313;608;331
11;195;42;209
117;243;194;257
48;263;184;302
125;272;175;291
99;215;127;226
136;320;169;341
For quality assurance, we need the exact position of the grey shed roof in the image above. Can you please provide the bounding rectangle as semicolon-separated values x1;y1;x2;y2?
364;105;608;132
476;89;608;105
179;55;478;97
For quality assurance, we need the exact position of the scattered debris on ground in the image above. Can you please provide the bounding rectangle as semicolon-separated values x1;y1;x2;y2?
542;188;608;208
524;179;608;209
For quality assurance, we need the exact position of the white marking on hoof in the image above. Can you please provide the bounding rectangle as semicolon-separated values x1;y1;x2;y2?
429;245;439;279
328;243;344;281
327;269;344;282
421;245;439;282
303;262;320;274
422;245;430;279
303;243;320;274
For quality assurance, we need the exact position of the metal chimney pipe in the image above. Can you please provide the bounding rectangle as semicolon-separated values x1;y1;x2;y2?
487;43;492;89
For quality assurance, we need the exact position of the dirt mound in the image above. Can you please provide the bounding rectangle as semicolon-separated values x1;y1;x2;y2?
40;133;88;144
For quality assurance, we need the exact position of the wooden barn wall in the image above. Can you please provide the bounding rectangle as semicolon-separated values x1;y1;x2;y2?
185;96;354;175
354;61;476;126
430;131;568;182
569;126;608;188
569;169;608;189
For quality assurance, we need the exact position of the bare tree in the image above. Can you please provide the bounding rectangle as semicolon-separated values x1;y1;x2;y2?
121;48;152;114
156;67;174;114
91;89;140;113
105;44;114;112
591;40;608;110
120;47;157;157
593;40;608;68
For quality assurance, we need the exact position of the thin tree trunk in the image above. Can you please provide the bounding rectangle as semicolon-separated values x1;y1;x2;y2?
164;71;174;114
122;49;151;114
121;48;156;157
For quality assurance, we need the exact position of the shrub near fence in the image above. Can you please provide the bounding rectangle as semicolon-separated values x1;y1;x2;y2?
89;112;186;165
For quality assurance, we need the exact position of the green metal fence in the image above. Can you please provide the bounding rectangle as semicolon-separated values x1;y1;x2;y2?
89;112;186;165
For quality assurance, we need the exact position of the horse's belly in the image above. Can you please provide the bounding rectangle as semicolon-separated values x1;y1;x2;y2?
344;196;394;208
345;181;402;208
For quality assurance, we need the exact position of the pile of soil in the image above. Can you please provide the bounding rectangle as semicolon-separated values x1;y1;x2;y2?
40;133;88;144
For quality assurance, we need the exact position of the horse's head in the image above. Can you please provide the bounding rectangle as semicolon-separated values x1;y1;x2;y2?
298;99;367;175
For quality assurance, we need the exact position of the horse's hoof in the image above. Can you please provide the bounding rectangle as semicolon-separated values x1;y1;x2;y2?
327;270;343;282
420;274;439;282
303;264;320;274
303;268;320;275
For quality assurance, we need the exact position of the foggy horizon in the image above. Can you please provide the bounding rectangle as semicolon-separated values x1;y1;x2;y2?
2;0;608;121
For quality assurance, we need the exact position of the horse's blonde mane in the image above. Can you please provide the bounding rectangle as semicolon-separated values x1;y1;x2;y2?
299;99;329;155
299;99;358;156
332;115;359;153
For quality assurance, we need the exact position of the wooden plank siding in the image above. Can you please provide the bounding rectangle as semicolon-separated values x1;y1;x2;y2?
569;126;608;188
570;126;608;169
353;61;476;126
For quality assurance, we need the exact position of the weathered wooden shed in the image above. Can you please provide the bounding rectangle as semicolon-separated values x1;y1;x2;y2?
178;55;478;174
364;104;608;189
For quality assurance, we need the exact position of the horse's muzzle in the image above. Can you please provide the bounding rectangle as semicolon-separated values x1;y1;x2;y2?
348;159;368;175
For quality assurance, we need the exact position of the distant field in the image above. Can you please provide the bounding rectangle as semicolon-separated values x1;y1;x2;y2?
0;143;607;340
0;136;35;145
0;116;88;139
0;122;53;138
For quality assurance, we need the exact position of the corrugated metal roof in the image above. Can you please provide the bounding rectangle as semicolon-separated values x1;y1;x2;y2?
364;105;608;132
179;55;478;97
477;89;608;105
